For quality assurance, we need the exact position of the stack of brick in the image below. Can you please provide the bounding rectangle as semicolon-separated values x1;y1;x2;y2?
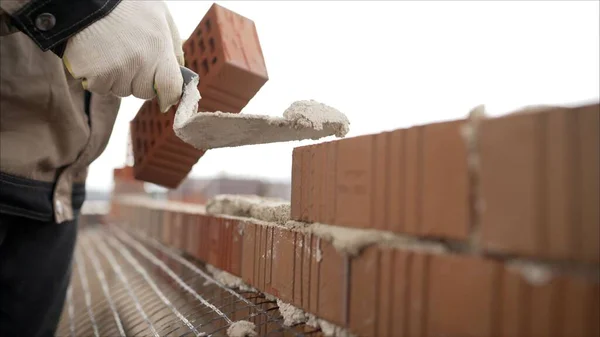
112;103;599;337
130;3;269;188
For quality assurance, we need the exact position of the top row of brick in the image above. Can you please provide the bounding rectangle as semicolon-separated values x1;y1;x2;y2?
291;103;600;264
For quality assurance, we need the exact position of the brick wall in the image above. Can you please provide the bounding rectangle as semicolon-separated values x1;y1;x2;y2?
112;103;599;337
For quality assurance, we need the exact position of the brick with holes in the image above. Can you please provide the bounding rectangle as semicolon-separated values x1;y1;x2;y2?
131;4;268;188
184;3;269;113
130;100;205;188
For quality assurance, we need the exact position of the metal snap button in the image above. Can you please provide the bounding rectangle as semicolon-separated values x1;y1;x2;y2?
35;13;56;31
55;200;64;216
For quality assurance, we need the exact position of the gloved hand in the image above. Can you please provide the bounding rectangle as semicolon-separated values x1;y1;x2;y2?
62;0;184;112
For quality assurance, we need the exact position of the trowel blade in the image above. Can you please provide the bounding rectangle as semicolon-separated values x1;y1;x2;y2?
174;108;348;150
173;68;350;150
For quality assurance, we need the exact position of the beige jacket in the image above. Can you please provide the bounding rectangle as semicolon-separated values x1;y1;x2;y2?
0;15;121;223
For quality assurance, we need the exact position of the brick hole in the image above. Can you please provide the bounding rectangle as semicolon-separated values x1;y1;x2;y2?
157;121;162;135
190;41;195;55
192;60;198;73
165;119;171;127
151;140;155;146
199;39;206;53
202;59;209;75
205;19;211;33
136;138;141;151
209;37;215;53
149;121;154;135
143;140;148;153
196;28;202;36
212;57;217;65
141;121;146;133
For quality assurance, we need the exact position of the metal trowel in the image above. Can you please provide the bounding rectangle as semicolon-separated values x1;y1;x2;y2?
171;67;350;151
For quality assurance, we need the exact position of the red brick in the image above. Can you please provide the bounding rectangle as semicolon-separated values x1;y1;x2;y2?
390;250;411;336
161;210;172;245
301;233;313;312
563;278;600;337
171;212;184;250
264;226;274;293
219;218;232;271
349;247;379;336
498;267;523;336
334;135;374;228
480;112;540;257
407;252;429;337
208;217;221;267
499;265;600;337
240;222;256;286
197;214;211;262
316;239;347;326
421;120;470;240
427;254;500;337
186;215;199;259
307;146;317;223
131;101;204;189
229;220;243;277
313;144;325;224
403;126;423;236
480;104;600;262
300;147;310;222
528;277;560;336
190;4;268;108
293;232;304;307
256;225;267;290
373;132;389;231
309;236;320;315
290;148;302;220
577;104;600;263
270;227;295;303
376;249;394;337
385;130;405;232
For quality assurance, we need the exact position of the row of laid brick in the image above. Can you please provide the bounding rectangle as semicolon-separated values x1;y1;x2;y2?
291;103;600;263
130;3;268;189
114;201;600;337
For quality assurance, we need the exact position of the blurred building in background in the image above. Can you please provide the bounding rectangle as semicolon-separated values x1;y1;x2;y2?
166;175;291;202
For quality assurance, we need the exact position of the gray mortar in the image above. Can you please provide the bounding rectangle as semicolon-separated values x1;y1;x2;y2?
206;195;446;257
206;194;290;226
226;320;257;337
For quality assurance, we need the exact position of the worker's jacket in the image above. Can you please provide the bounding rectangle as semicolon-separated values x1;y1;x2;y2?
0;0;122;223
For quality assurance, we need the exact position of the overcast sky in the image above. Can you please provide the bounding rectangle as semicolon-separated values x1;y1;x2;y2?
87;0;600;191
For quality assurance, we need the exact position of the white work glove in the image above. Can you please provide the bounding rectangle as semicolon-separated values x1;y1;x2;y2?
63;0;184;112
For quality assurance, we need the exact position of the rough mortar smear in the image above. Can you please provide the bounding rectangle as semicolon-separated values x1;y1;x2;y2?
173;99;351;150
506;261;555;286
173;75;201;131
276;299;355;337
226;320;257;337
306;314;356;337
276;299;308;326
206;194;291;225
281;100;350;136
206;264;256;292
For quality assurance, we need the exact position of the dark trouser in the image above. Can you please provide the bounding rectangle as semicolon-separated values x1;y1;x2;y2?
0;213;78;337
